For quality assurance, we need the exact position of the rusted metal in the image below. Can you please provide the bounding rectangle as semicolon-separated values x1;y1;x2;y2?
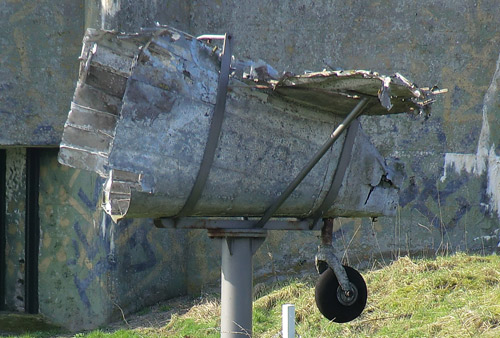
321;218;334;246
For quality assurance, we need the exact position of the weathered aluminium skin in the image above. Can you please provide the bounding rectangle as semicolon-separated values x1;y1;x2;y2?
58;26;439;222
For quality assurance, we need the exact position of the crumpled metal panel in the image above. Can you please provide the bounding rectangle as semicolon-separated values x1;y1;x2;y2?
58;26;439;222
273;70;436;116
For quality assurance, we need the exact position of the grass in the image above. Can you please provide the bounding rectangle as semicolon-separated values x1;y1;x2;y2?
6;253;500;337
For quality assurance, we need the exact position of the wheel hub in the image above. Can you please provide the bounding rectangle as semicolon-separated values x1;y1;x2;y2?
337;283;358;306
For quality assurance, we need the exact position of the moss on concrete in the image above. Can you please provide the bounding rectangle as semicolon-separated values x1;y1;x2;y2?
0;312;62;335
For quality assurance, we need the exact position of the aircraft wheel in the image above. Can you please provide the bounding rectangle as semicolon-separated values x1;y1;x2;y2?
315;265;367;323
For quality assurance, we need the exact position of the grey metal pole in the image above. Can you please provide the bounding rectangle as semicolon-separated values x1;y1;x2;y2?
221;237;254;337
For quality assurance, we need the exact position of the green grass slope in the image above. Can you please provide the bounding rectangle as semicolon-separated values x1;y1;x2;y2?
7;253;500;338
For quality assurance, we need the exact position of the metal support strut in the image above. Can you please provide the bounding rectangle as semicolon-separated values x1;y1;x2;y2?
209;229;266;338
315;219;352;295
255;97;369;228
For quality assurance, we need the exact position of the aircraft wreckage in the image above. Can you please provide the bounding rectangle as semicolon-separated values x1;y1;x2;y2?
58;26;443;337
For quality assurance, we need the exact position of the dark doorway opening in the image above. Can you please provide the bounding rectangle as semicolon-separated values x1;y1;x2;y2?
25;148;40;314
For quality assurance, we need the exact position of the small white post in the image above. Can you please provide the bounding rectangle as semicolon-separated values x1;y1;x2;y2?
282;303;295;338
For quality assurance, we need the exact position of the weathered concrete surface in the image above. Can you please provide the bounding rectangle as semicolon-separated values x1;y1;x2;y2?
4;149;26;312
0;0;191;146
85;0;191;33
0;1;84;145
37;149;187;330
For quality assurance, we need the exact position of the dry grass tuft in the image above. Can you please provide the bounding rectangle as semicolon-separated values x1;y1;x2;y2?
183;295;221;322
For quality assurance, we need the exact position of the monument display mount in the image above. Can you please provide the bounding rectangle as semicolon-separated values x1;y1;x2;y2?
58;26;443;337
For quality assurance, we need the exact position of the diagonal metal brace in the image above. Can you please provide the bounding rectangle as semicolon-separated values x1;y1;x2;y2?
254;97;370;228
309;119;360;229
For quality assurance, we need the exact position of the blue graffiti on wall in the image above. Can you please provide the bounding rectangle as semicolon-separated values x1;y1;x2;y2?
121;226;157;273
67;217;116;312
68;180;160;311
77;177;103;211
399;159;472;231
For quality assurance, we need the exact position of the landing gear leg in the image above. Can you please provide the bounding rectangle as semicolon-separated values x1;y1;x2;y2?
314;218;368;323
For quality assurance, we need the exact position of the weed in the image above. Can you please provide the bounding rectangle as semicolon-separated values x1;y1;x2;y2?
157;305;172;312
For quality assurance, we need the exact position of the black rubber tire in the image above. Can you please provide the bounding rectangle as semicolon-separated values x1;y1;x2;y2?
315;265;367;323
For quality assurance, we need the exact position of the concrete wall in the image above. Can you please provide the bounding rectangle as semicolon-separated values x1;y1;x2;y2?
4;149;26;311
2;0;500;331
37;150;187;330
85;0;191;33
0;1;84;145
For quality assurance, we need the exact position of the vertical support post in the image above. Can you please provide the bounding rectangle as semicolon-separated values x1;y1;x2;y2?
221;237;253;337
282;304;295;338
213;229;266;338
25;148;40;314
321;218;334;246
